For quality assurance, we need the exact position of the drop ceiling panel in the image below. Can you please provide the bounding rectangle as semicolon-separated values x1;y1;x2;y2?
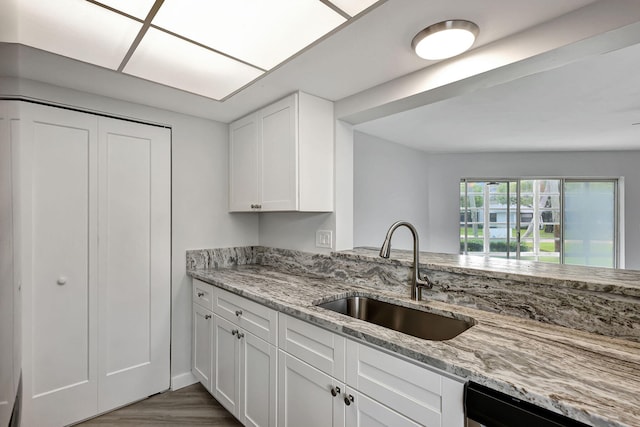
152;0;346;70
330;0;380;17
0;0;19;42
17;0;142;70
124;28;264;100
91;0;156;20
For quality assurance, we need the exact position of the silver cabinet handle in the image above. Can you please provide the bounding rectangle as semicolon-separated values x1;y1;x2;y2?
204;314;211;320
344;394;354;406
330;386;340;397
236;331;244;340
235;310;243;317
250;204;262;209
57;276;67;285
232;329;238;336
197;292;205;297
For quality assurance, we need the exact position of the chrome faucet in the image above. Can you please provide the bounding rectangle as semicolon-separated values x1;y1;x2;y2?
379;221;433;301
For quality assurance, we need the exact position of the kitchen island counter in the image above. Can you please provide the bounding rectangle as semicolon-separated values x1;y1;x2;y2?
189;263;640;427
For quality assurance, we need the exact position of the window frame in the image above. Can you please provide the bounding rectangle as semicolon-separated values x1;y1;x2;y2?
460;177;621;268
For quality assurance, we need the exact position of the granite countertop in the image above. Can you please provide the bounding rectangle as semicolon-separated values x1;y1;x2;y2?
189;264;640;427
338;247;640;297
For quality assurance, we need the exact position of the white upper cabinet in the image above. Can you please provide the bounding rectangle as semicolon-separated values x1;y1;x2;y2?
229;91;334;212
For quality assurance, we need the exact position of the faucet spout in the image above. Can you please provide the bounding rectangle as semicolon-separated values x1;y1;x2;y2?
379;221;433;300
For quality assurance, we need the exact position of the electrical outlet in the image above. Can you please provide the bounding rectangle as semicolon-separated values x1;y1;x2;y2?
316;230;333;249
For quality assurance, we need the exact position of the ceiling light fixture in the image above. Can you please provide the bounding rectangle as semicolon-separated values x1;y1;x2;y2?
412;19;479;60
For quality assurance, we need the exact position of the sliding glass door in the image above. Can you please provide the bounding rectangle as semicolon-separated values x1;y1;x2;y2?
460;178;618;268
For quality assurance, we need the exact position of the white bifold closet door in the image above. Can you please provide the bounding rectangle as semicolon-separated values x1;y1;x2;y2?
19;103;170;427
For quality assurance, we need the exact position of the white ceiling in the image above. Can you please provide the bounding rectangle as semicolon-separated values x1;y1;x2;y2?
354;41;640;153
2;0;640;153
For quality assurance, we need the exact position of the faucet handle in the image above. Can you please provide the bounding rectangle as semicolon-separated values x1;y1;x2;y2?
417;274;434;289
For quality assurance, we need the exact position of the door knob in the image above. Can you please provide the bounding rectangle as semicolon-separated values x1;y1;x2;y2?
344;394;354;406
330;386;340;397
57;276;67;285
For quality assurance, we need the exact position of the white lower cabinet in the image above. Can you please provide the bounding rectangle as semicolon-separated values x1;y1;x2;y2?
213;314;241;415
277;313;465;427
345;340;465;427
278;351;344;427
213;314;277;427
193;288;465;427
192;284;277;427
192;303;213;391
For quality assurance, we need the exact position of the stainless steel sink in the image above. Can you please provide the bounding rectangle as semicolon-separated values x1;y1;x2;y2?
316;296;474;341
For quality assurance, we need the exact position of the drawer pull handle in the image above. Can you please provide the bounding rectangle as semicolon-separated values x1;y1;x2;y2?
204;314;211;320
237;332;244;340
344;394;354;406
330;386;340;397
235;310;243;317
232;329;238;336
197;292;205;297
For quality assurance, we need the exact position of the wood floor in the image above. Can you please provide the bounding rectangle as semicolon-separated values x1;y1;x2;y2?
75;383;243;426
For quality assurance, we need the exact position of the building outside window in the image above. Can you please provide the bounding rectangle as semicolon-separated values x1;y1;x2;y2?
459;178;619;268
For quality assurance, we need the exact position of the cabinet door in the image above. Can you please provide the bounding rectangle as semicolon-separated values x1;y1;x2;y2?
192;304;213;392
279;313;345;381
260;94;297;211
278;351;344;427
345;389;421;427
241;333;277;427
346;340;464;427
214;315;241;417
229;112;260;211
215;287;278;345
97;117;171;413
19;104;99;427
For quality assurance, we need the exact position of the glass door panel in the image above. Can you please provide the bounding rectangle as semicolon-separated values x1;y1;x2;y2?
564;181;615;267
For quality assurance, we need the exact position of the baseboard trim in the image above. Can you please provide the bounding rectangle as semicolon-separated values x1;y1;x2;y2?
171;372;198;391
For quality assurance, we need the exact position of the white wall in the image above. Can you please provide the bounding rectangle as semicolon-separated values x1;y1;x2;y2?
259;212;333;253
354;132;430;250
5;78;260;387
353;132;640;270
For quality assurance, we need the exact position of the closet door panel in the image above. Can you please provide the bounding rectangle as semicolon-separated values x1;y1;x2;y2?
97;118;170;412
21;104;99;427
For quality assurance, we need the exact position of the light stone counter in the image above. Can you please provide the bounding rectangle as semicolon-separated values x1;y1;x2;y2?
338;247;640;297
188;264;640;427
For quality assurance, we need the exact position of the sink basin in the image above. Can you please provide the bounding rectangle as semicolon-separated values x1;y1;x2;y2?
316;296;474;341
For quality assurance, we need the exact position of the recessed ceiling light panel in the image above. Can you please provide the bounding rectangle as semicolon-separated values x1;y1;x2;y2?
412;20;479;60
153;0;346;70
0;0;20;42
16;0;142;69
329;0;380;17
90;0;156;20
124;28;264;100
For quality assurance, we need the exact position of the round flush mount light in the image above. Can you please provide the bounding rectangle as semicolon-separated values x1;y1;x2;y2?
411;20;479;60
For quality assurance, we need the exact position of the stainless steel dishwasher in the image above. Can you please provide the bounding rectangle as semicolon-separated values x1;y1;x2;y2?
465;382;592;427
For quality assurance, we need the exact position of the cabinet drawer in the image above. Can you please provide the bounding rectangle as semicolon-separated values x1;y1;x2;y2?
346;340;464;427
279;314;345;381
213;287;278;345
193;279;215;311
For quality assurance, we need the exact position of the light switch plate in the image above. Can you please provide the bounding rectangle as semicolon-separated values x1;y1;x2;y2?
316;230;333;248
